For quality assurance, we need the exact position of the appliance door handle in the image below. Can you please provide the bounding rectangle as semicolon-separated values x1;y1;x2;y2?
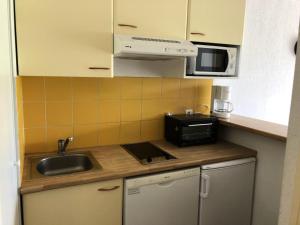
89;67;110;70
98;185;120;192
118;23;138;28
190;32;206;36
188;123;213;127
200;174;210;198
157;180;176;188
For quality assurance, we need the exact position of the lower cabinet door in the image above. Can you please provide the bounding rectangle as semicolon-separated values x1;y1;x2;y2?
23;179;123;225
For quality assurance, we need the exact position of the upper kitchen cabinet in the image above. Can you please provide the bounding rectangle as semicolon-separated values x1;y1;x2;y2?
15;0;113;77
114;0;188;40
187;0;246;45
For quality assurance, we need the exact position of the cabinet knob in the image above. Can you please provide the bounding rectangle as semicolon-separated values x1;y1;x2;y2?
89;67;110;70
190;32;206;36
118;23;138;29
98;186;120;191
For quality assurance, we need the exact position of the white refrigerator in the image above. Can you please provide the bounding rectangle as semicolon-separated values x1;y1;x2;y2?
199;158;256;225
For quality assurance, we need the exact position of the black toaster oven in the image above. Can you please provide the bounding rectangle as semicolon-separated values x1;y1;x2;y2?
165;113;218;147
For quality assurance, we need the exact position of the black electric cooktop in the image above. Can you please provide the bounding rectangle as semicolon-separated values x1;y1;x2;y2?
121;142;176;165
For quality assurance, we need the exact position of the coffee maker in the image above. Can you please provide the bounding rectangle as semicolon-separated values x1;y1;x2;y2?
211;86;233;119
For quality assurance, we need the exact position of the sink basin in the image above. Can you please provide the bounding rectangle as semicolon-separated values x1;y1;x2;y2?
30;152;102;178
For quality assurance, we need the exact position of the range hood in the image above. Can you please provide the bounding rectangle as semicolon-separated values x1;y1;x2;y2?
114;34;197;59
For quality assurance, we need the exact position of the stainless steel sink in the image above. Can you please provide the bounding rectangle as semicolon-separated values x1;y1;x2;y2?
30;152;102;179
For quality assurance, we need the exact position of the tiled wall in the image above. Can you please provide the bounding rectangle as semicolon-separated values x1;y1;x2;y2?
18;77;212;154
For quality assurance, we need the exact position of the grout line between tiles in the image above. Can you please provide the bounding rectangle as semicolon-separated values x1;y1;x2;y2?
139;78;144;139
43;77;47;147
118;78;122;144
70;78;75;145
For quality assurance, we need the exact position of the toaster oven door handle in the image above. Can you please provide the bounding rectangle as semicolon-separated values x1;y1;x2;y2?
188;123;213;127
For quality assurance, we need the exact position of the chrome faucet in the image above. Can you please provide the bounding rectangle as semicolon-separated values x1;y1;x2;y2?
57;137;73;155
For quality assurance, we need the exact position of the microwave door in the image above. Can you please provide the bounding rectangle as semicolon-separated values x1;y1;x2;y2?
189;46;235;76
196;48;228;73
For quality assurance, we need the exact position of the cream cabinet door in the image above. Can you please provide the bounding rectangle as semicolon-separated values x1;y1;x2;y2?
16;0;113;77
187;0;246;45
114;0;188;39
23;179;123;225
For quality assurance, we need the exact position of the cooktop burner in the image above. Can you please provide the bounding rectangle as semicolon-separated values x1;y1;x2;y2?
121;142;176;165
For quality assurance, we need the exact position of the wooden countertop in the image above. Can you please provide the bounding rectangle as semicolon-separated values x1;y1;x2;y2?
219;114;288;142
20;140;257;194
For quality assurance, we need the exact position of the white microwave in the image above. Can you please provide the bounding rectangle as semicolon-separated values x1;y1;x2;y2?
186;44;238;77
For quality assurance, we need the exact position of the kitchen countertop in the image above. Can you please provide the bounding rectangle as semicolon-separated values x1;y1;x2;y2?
21;140;257;194
219;114;288;142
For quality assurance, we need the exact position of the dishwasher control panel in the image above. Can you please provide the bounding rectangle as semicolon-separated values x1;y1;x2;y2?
126;167;200;189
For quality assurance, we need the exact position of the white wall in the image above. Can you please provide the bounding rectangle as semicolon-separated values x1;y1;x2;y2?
219;126;286;225
0;0;20;224
214;0;300;125
278;24;300;225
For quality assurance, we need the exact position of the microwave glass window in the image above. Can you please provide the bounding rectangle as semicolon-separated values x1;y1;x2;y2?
201;53;223;67
196;48;229;72
182;125;212;141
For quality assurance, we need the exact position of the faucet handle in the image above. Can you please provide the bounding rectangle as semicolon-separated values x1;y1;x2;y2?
66;136;74;143
63;136;74;152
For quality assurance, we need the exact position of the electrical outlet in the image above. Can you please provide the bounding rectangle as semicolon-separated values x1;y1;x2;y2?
185;109;193;115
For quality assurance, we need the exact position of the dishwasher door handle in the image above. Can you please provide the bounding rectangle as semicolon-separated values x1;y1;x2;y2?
157;180;176;188
200;174;210;198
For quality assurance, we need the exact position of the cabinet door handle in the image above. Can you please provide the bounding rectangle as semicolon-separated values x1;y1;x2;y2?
89;67;110;70
98;185;120;191
118;23;138;28
190;32;206;36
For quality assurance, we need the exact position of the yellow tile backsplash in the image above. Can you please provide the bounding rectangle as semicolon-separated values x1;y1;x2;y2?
120;78;143;99
45;77;72;101
142;99;163;120
142;78;162;99
46;102;73;126
22;77;45;102
73;125;100;149
141;119;164;141
74;101;99;125
17;77;212;154
180;79;197;98
99;78;121;99
120;121;141;144
98;100;121;123
162;78;181;98
99;123;120;145
24;128;47;153
121;100;142;122
73;78;99;101
23;102;46;128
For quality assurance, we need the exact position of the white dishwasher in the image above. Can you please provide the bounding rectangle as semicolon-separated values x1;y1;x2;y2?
124;167;200;225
